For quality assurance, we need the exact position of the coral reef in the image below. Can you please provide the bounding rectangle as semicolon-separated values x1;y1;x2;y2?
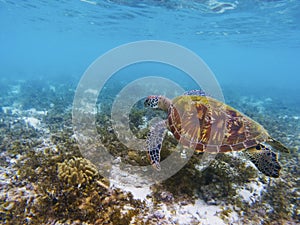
1;128;144;224
0;79;299;224
0;80;145;224
57;157;99;187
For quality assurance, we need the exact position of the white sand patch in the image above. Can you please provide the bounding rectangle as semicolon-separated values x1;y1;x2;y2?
265;97;272;102
78;100;97;114
121;185;151;201
153;199;240;225
176;200;225;225
238;179;265;204
49;85;56;92
2;106;21;115
107;160;243;224
2;107;47;116
12;108;21;115
23;117;41;129
84;88;98;95
10;84;20;94
2;106;11;114
280;115;288;119
26;108;47;116
109;163;152;201
239;189;252;203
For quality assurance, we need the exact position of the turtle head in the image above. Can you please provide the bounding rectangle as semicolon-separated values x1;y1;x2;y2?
144;95;171;111
144;95;159;108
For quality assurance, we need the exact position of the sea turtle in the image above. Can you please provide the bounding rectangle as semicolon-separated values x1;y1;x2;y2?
144;90;289;178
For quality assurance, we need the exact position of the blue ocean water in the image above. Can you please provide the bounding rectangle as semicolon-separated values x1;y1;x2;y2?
1;1;300;224
1;0;300;92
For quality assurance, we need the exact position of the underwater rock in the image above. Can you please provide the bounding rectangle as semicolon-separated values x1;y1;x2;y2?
57;157;99;187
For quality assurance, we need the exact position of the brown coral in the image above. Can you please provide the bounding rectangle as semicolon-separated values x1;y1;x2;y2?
57;157;99;187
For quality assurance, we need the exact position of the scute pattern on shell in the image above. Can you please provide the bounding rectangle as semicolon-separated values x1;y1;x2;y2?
167;95;270;153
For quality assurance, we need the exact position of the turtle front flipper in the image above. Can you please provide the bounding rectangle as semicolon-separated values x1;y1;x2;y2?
146;120;167;171
244;144;281;178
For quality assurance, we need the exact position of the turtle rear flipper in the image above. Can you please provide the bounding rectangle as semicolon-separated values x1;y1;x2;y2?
146;120;167;171
244;144;281;178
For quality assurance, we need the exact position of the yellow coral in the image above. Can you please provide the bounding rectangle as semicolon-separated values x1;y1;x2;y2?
57;157;98;187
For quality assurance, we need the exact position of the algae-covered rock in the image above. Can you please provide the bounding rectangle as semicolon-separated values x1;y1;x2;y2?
57;157;99;187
